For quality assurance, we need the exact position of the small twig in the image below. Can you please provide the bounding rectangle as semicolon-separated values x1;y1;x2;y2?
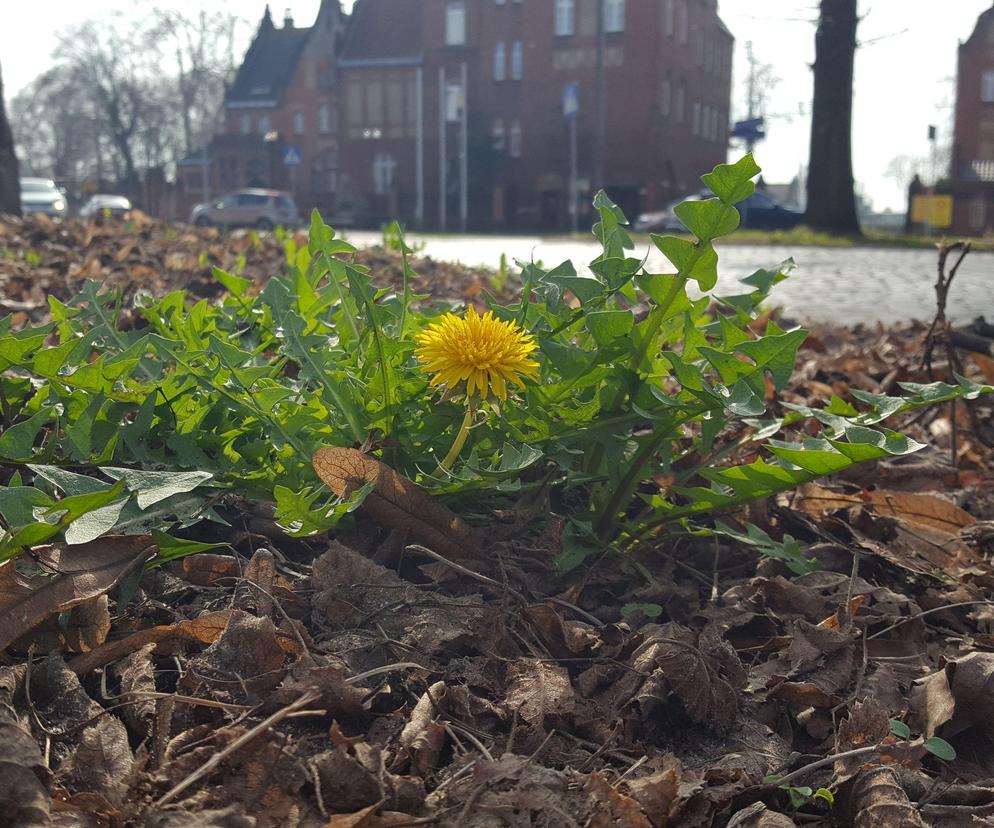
153;690;320;808
868;600;994;640
612;755;648;787
346;662;428;684
406;543;527;604
773;744;882;788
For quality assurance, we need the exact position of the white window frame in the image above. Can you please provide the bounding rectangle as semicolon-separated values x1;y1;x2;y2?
493;119;506;151
318;104;331;134
677;0;688;45
509;121;522;157
258;114;271;135
293;111;305;134
445;81;464;122
555;0;575;36
494;42;506;80
446;2;466;46
372;152;396;194
983;70;994;103
604;0;624;33
240;113;251;135
511;41;523;79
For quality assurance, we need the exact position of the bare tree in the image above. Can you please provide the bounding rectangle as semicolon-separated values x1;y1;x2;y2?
0;61;20;215
152;9;241;156
805;0;860;234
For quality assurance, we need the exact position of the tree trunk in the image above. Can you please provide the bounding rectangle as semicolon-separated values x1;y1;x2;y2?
0;62;21;216
805;0;860;234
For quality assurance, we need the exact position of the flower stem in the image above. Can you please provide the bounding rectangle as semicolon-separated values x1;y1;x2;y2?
435;406;475;475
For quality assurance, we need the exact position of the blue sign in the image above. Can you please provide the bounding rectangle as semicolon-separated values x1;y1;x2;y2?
730;118;765;141
563;83;579;119
283;145;302;166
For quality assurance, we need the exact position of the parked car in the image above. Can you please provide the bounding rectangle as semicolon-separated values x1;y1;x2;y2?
635;190;803;233
190;189;301;230
79;194;132;221
20;177;67;219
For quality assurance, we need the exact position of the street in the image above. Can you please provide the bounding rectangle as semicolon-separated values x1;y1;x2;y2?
347;231;994;325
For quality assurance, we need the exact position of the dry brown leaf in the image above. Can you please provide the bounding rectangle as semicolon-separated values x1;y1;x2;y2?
177;553;240;586
67;608;304;675
971;351;994;384
796;484;976;533
0;536;156;652
397;681;447;775
727;803;798;827
505;658;575;728
313;447;478;560
850;765;928;827
11;594;111;653
0;715;52;826
323;803;418;828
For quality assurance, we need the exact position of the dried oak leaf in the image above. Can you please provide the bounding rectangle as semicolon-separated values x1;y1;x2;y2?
622;754;684;827
0;536;156;652
324;802;417;828
505;658;576;729
629;624;746;732
312;448;478;560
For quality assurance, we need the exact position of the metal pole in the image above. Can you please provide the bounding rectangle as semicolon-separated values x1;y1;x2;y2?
570;115;578;234
416;65;424;228
745;41;756;157
593;0;606;189
460;61;468;233
439;66;446;231
201;145;210;204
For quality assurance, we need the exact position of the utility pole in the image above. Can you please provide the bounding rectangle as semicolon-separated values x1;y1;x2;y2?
460;61;468;233
415;65;424;229
745;41;757;157
438;66;446;231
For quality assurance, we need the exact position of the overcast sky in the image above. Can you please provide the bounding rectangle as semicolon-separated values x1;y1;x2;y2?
2;0;990;211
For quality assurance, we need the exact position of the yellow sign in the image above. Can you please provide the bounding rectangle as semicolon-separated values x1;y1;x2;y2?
911;195;953;228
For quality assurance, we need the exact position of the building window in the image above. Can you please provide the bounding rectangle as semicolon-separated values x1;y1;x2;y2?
493;119;506;151
347;82;363;126
665;0;675;37
555;0;575;36
604;0;624;33
661;74;671;118
494;42;506;80
373;153;396;194
258;114;271;135
293;112;305;134
983;70;994;103
497;0;505;4
675;80;685;122
319;104;331;134
712;109;720;143
240;113;251;135
445;81;464;122
367;80;384;125
701;104;709;139
511;41;523;79
692;101;701;136
677;0;688;45
446;2;466;45
509;120;522;157
969;195;987;230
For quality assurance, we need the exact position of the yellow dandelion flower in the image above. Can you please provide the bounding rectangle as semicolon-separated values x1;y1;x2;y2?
415;306;539;400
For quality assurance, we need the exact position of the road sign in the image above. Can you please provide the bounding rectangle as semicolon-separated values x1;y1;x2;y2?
911;194;953;228
563;83;579;119
731;117;765;141
283;145;302;166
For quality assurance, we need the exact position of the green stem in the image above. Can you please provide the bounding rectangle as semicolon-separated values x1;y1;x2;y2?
435;407;474;475
594;426;671;540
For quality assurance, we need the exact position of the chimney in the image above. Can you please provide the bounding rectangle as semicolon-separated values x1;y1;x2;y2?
284;8;294;28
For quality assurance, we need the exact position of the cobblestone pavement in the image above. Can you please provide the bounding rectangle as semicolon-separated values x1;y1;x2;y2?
349;231;993;325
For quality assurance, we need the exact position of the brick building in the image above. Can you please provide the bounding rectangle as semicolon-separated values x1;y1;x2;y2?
186;0;734;231
949;3;994;234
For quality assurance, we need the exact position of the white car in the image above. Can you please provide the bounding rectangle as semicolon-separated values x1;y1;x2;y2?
80;194;132;220
20;178;67;218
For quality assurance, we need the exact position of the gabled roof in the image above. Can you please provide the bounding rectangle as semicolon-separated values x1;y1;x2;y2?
226;8;311;107
339;0;422;67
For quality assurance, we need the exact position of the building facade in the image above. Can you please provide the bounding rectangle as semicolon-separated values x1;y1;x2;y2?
186;0;734;231
949;4;994;235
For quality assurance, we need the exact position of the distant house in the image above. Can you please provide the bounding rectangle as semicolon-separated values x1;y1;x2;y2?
949;3;994;234
186;0;735;231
